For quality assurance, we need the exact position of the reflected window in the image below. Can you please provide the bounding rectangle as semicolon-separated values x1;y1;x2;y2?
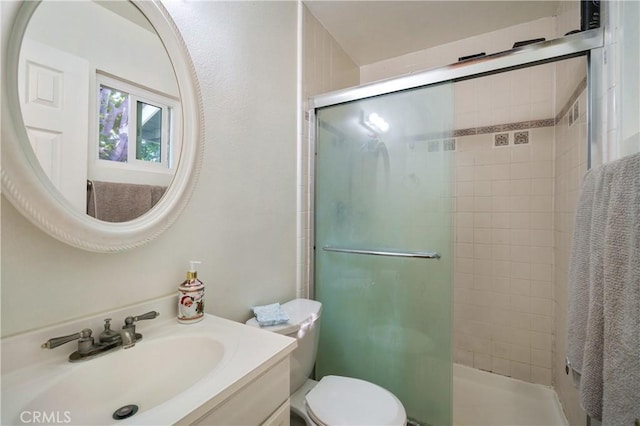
96;73;177;171
136;101;162;163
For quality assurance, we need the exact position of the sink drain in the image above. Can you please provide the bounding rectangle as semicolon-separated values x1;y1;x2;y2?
113;404;138;420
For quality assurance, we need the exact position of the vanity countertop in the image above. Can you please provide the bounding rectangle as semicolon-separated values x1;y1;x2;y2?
1;296;296;425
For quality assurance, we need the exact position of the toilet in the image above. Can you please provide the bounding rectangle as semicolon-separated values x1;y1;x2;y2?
246;299;406;426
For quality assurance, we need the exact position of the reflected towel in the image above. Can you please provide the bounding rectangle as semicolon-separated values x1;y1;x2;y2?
87;180;167;222
252;303;289;327
567;152;640;425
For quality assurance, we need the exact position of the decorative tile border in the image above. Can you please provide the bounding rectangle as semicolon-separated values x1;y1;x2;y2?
426;139;457;152
454;118;556;138
514;131;529;145
427;140;440;152
455;128;477;137
569;109;575;126
443;139;456;151
494;133;509;146
556;76;587;123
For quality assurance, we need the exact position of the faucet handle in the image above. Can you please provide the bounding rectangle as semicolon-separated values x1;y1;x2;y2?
42;328;93;349
122;311;159;342
122;311;160;336
123;311;160;328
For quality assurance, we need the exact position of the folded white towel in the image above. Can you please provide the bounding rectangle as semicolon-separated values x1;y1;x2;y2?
252;303;290;327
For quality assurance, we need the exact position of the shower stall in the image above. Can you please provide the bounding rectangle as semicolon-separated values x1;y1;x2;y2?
310;29;603;426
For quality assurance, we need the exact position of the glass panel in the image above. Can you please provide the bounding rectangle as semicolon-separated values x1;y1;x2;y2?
98;85;129;162
315;82;454;425
136;101;162;163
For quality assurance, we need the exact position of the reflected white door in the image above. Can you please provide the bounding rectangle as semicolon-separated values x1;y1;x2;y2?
18;38;90;213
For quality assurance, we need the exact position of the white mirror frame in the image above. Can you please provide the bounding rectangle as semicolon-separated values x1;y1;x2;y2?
1;0;204;252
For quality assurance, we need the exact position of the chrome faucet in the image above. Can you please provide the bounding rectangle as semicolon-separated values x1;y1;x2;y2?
41;311;160;362
120;327;137;349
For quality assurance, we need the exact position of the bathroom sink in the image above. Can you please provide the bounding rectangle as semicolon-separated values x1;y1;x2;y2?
22;335;227;425
1;299;297;426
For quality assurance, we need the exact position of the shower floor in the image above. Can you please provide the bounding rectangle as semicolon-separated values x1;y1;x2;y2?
453;364;568;426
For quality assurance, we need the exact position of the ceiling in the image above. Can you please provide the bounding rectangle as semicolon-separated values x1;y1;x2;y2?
303;1;560;65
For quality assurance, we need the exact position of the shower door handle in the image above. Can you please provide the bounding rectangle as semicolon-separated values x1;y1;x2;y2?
322;246;441;259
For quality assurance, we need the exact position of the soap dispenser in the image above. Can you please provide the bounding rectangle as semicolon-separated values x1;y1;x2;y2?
177;260;204;324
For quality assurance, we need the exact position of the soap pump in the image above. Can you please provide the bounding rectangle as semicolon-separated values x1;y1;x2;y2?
177;260;204;324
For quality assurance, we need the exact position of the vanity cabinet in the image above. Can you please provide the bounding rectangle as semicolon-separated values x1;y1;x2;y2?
189;357;290;426
261;399;291;426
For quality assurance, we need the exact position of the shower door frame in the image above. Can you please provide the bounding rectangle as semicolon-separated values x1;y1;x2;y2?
307;27;604;299
310;28;602;109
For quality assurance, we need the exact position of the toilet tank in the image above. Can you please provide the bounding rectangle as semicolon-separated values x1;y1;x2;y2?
246;299;322;394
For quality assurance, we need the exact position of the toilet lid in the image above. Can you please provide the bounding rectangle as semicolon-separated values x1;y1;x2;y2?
304;376;406;426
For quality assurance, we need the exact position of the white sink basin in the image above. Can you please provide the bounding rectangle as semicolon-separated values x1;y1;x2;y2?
1;299;296;425
22;336;227;425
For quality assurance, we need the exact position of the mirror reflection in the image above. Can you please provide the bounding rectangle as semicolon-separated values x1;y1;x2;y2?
19;0;181;222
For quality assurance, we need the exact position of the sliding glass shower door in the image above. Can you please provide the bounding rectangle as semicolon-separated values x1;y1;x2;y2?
314;82;454;425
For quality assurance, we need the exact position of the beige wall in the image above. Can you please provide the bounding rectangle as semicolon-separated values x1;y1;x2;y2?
1;1;299;336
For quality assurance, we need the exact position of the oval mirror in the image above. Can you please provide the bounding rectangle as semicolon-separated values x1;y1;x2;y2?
1;0;203;252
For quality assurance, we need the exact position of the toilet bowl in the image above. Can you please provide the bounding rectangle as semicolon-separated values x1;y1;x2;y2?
246;299;406;426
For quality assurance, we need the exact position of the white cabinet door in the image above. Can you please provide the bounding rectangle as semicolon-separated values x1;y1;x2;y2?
18;38;90;213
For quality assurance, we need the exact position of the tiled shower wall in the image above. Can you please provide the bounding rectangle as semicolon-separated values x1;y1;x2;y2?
451;60;557;385
452;59;587;391
301;4;359;297
553;59;589;425
302;4;359;100
552;2;588;424
453;127;556;385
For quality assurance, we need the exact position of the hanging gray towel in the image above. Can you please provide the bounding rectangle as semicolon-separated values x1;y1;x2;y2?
87;180;167;222
567;152;640;426
567;160;598;384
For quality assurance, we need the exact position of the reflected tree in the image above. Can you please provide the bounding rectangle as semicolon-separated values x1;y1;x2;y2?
99;86;129;162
